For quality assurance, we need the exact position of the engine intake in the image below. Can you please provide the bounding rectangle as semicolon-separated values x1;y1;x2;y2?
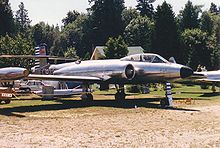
124;64;135;80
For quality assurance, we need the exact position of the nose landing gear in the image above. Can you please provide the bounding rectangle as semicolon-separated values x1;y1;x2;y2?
115;84;126;101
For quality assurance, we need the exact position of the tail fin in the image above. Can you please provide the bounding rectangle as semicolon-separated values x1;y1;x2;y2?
32;45;50;74
169;57;176;63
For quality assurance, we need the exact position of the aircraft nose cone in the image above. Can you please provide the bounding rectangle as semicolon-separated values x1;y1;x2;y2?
180;66;193;78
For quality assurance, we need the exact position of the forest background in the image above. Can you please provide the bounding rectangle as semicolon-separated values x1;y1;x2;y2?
0;0;220;71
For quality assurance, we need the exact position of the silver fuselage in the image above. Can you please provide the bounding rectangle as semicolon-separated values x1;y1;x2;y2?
52;58;192;84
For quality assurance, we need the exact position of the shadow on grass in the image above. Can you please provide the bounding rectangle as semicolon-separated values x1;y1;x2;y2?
199;92;220;97
178;91;208;94
0;98;200;117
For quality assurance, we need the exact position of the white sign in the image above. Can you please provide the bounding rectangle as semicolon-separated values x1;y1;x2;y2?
1;93;13;98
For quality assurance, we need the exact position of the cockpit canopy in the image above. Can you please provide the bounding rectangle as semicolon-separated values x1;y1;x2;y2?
120;53;169;63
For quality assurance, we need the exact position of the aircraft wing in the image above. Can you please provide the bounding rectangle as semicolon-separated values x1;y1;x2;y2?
0;54;76;61
27;74;103;82
196;78;220;83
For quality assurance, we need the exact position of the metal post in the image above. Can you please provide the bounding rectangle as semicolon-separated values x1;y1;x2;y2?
165;82;173;107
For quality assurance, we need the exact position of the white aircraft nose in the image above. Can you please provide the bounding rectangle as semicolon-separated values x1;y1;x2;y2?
180;66;193;78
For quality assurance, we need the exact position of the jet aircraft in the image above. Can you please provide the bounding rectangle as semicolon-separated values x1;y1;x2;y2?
28;53;193;101
0;67;29;104
191;70;220;92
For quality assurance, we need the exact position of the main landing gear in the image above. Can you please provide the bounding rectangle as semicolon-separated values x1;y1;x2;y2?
80;84;93;101
115;84;126;101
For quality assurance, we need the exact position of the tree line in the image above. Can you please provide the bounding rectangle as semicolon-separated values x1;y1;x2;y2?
0;0;220;70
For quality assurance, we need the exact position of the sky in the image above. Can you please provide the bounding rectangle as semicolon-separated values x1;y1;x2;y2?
9;0;220;27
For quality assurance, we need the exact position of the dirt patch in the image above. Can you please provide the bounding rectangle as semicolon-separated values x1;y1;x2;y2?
0;99;220;147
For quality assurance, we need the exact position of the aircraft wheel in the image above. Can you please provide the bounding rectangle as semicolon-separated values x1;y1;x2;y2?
4;100;11;104
160;99;167;108
115;92;126;101
25;88;31;93
81;93;93;102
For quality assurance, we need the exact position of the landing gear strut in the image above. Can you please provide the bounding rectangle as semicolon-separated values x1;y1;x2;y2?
80;84;93;101
161;82;173;108
212;83;216;93
115;84;126;101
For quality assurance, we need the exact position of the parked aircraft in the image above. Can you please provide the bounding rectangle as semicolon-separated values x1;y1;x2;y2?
194;70;220;83
0;67;29;104
0;67;29;86
28;53;193;101
192;70;220;92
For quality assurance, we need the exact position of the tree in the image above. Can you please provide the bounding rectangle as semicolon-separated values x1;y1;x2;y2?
0;0;15;36
209;2;219;14
200;11;214;35
89;0;125;45
62;10;80;27
200;12;220;69
178;0;202;30
104;36;128;59
181;29;219;70
52;14;92;58
136;0;155;19
15;2;31;33
0;34;34;69
31;22;60;54
152;1;181;61
124;15;153;52
64;47;79;59
121;7;139;28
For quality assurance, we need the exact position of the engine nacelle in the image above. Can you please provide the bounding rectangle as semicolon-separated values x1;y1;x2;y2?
122;64;135;80
0;67;29;81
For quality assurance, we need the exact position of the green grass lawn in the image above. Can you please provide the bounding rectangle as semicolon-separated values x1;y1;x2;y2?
94;84;220;100
0;84;219;109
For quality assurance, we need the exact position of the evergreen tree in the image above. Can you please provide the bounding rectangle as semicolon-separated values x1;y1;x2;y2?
124;15;153;52
179;0;201;30
0;0;15;36
62;10;80;27
181;29;219;70
15;2;31;33
136;0;155;19
31;22;60;54
89;0;125;46
104;36;128;59
209;2;219;14
152;1;181;61
121;7;139;29
200;11;214;35
52;14;92;58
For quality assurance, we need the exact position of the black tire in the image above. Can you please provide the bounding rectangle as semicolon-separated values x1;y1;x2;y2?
4;100;11;104
25;88;31;93
160;99;166;108
81;93;93;102
115;92;126;101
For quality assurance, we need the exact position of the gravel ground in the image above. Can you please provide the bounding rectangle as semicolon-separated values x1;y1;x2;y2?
0;99;220;148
